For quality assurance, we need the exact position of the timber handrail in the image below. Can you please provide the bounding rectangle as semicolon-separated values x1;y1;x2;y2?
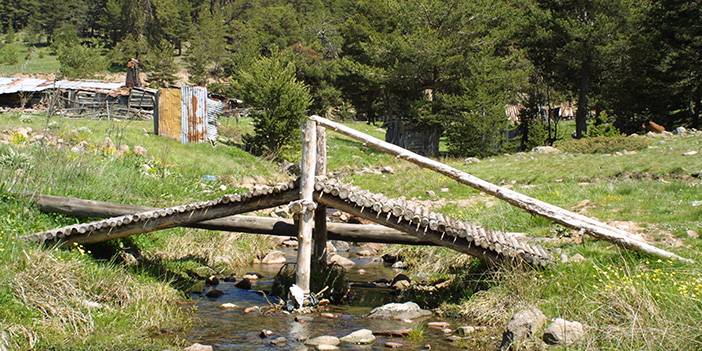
310;115;691;263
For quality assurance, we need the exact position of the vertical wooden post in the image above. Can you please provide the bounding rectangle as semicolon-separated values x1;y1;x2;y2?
313;125;328;265
296;120;317;293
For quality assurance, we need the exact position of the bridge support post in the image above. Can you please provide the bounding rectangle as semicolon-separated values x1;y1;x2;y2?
296;120;317;294
313;125;328;265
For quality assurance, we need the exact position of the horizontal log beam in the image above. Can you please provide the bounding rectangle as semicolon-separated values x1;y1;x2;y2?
27;194;436;246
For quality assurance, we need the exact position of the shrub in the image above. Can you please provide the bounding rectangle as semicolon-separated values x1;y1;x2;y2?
57;42;106;79
0;44;21;65
556;135;651;154
236;55;311;156
587;112;621;137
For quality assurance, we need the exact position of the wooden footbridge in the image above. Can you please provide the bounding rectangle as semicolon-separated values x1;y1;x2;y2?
24;116;690;298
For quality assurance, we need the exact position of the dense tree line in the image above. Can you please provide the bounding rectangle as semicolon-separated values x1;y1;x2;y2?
1;0;700;156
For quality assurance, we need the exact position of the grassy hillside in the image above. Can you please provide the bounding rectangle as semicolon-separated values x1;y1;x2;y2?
1;111;700;350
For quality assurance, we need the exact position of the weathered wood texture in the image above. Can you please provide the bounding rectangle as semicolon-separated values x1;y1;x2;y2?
296;120;317;293
314;177;552;266
313;125;328;264
310;115;690;263
27;194;433;245
25;183;298;245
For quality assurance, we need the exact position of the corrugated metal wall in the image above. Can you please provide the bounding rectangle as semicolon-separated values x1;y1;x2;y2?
180;86;208;143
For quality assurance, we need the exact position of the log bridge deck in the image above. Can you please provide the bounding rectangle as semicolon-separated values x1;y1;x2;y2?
24;177;551;266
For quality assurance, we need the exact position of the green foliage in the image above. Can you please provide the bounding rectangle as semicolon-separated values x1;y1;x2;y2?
108;34;150;69
587;112;621;137
236;55;312;156
0;43;21;65
144;40;178;88
57;42;106;79
186;7;226;85
556;135;651;154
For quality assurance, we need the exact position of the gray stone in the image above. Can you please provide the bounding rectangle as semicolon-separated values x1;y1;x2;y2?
456;326;475;336
381;166;395;174
328;254;355;267
531;146;561;154
340;329;375;344
331;241;351;252
316;345;338;351
683;150;698;156
426;190;436;197
543;318;585;346
385;341;403;348
570;253;586;262
183;343;213;351
260;329;274;338
464;157;481;164
219;303;238;310
687;230;699;239
674;126;687;135
270;337;287;346
261;250;287;264
391;261;407;269
499;307;547;350
305;335;340;346
356;249;374;257
204;287;224;298
235;278;252;290
367;302;432;320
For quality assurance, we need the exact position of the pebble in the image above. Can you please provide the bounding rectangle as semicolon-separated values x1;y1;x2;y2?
456;326;475;336
243;272;263;280
385;341;403;348
320;312;339;319
260;329;273;338
270;336;287;346
204;288;224;298
235;278;253;290
218;303;238;310
184;343;213;351
683;150;698;156
305;335;340;346
243;306;259;314
687;230;699;239
205;275;219;286
295;315;314;323
427;321;450;329
391;261;407;269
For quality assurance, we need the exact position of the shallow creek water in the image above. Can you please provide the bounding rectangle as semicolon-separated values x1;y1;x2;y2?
186;247;463;350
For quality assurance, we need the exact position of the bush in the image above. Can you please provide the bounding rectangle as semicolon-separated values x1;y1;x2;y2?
587;112;621;137
0;43;21;65
236;55;311;156
556;135;651;154
57;43;106;79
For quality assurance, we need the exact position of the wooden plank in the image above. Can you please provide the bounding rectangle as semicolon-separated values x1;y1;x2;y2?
27;194;436;245
310;115;691;263
296;120;317;293
313;125;328;264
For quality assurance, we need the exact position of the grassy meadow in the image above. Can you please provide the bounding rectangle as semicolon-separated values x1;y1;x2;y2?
0;111;701;350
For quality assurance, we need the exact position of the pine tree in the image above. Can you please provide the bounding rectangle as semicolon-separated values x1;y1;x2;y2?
145;40;178;87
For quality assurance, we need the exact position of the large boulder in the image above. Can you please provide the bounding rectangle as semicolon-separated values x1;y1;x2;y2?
499;307;547;350
367;302;432;320
543;318;585;346
340;329;375;344
328;254;355;267
261;250;287;264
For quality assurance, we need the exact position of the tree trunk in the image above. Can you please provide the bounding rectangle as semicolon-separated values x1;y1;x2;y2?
575;57;591;138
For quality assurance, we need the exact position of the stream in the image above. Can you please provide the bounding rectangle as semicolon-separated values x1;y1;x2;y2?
186;246;464;350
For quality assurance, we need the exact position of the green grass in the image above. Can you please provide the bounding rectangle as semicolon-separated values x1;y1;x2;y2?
0;42;60;76
1;112;701;349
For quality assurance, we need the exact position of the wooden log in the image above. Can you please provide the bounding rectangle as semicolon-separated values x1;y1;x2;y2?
28;194;437;245
313;125;328;264
28;188;298;245
310;115;691;263
296;120;317;293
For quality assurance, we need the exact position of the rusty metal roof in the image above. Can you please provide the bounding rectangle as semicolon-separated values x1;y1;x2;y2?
0;77;131;95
